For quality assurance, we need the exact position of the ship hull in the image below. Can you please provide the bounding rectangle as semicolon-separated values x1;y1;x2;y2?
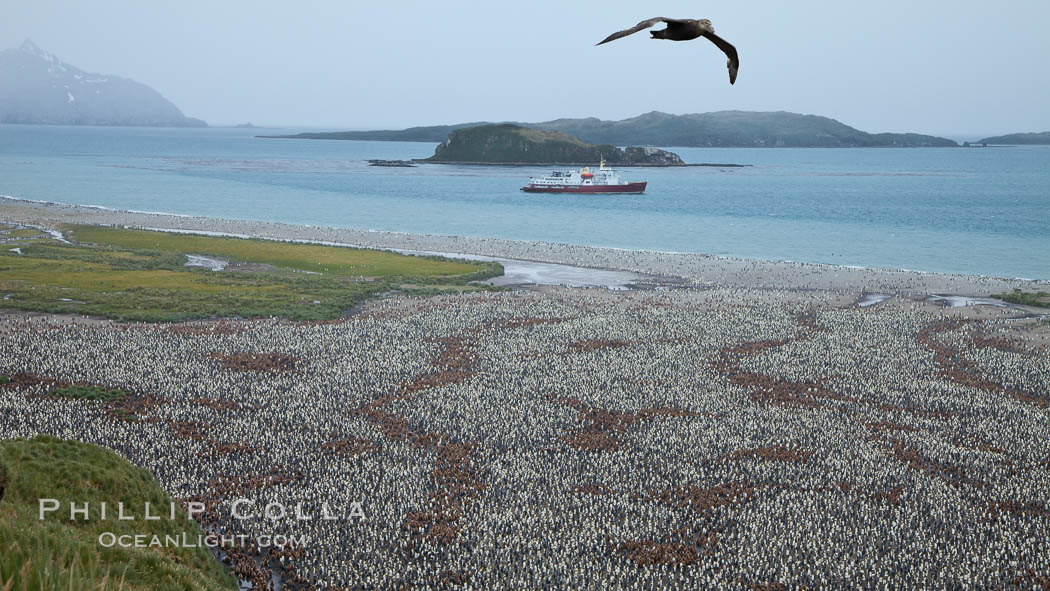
520;182;647;194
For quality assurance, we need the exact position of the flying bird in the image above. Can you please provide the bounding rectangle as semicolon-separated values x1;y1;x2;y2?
596;18;739;85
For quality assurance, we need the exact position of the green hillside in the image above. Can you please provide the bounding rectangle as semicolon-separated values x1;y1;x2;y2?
258;122;490;142
262;111;958;148
424;124;684;164
0;436;236;591
977;131;1050;145
531;111;957;147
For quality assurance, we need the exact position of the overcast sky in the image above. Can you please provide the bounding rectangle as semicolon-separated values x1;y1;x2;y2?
3;0;1048;135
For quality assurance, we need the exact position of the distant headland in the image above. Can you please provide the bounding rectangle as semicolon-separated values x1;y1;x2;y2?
422;124;696;166
260;110;958;148
977;131;1050;145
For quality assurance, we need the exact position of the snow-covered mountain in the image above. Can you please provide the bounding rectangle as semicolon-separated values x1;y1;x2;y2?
0;40;205;127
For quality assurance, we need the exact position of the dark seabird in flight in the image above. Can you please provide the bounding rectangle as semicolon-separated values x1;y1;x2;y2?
596;18;739;84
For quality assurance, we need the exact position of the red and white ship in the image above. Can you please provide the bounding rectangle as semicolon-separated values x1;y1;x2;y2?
520;158;646;194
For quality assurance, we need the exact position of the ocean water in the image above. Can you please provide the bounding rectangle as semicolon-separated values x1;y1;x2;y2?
1;124;1048;279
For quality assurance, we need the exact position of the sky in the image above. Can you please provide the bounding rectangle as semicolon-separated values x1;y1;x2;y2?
3;0;1049;136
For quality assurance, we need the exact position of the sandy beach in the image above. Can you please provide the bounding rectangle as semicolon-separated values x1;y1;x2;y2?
2;197;1049;589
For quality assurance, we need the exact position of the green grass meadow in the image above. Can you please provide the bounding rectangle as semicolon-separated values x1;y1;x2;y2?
995;289;1050;309
66;225;481;277
2;228;46;239
0;225;501;322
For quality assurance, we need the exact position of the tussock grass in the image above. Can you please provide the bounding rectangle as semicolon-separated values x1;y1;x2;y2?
67;225;478;277
0;225;502;321
1;228;45;239
0;436;235;591
48;385;127;401
995;289;1050;308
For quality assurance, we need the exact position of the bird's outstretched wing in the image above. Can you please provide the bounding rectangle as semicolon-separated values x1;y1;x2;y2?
596;17;683;45
702;32;739;84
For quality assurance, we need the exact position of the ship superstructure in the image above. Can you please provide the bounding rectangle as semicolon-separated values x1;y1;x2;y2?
521;158;646;194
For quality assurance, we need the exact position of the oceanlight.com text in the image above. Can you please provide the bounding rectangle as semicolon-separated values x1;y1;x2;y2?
97;532;309;549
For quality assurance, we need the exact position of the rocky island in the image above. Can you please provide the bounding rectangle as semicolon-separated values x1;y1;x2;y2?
423;124;687;166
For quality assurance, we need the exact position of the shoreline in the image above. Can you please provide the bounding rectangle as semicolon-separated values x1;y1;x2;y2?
414;160;752;167
1;195;1046;297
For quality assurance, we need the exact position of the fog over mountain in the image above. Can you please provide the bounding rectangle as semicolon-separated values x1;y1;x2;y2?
0;40;205;127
